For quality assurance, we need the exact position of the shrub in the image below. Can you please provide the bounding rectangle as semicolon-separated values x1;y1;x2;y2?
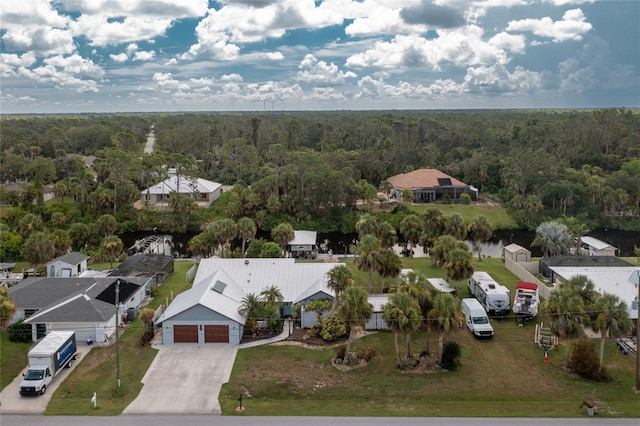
319;316;347;341
570;340;607;380
139;331;154;346
441;340;462;371
359;346;376;361
8;321;32;343
460;193;472;204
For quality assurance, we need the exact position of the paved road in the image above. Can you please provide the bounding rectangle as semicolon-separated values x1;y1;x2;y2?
144;125;154;154
2;415;637;426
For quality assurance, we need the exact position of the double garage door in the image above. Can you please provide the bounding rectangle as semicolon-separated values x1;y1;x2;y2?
173;325;229;343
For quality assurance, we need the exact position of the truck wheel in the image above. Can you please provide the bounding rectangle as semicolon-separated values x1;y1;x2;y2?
67;360;73;368
40;385;46;395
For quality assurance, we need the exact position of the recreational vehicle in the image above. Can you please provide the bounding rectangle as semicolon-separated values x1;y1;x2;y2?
468;271;511;317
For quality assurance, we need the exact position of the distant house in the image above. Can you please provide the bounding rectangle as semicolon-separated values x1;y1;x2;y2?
140;169;222;208
8;276;149;342
47;252;90;278
503;244;531;263
287;230;318;259
0;182;55;206
579;236;618;257
387;169;477;203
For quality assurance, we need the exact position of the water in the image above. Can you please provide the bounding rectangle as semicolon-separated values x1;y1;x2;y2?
120;228;639;259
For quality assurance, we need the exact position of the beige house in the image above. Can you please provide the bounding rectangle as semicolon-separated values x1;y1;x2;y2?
387;168;477;203
140;169;222;209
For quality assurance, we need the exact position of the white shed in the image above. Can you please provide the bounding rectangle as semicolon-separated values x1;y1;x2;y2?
503;244;531;263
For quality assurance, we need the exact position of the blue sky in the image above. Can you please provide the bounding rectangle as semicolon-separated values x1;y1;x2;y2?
1;0;638;113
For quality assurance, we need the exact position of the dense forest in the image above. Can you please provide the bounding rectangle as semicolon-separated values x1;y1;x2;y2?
1;109;639;263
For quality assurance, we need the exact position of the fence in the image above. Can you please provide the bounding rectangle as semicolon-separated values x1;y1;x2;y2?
504;257;553;299
185;263;197;284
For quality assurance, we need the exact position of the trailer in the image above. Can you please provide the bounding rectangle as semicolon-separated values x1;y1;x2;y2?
468;271;511;317
19;331;77;396
616;336;637;355
513;282;539;323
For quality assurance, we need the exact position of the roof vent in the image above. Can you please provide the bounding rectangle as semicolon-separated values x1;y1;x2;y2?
244;259;249;265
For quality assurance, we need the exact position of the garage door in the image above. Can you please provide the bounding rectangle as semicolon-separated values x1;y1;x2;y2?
204;325;229;343
174;325;198;343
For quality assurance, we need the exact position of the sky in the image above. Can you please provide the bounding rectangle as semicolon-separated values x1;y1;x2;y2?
0;0;638;113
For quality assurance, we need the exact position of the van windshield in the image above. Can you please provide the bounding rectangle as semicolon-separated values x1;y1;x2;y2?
472;316;489;324
24;370;44;380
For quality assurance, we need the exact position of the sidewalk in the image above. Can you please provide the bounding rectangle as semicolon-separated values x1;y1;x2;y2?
238;319;293;349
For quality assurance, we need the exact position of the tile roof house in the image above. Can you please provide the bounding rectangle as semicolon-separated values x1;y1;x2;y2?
140;169;222;208
8;276;149;342
387;168;477;203
157;258;343;344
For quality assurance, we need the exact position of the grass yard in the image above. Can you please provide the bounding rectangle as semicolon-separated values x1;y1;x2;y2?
220;321;639;418
406;202;519;229
0;331;33;391
43;261;194;415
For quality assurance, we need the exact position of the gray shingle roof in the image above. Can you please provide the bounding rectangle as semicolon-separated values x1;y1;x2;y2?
49;252;90;265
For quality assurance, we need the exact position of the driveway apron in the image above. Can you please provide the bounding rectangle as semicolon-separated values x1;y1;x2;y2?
124;344;237;414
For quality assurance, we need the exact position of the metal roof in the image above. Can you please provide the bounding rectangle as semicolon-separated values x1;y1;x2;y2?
367;294;389;312
143;174;221;195
427;278;455;293
550;266;639;319
288;230;317;246
580;236;617;251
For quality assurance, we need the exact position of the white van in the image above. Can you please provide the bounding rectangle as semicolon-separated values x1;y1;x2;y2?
461;298;494;339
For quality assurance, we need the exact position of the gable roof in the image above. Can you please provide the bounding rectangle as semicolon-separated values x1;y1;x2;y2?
387;169;469;190
9;277;146;321
580;236;617;251
193;258;341;302
48;252;89;265
143;174;221;195
503;243;529;254
157;269;245;324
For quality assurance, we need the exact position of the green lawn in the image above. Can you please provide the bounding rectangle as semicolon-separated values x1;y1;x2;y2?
0;331;33;391
407;202;519;229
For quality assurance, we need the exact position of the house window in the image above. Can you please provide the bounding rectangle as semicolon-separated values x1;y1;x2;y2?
50;265;55;277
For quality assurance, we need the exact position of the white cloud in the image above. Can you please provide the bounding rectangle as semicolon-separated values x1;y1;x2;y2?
152;72;190;90
506;8;592;42
462;63;542;93
542;0;595;5
110;53;129;63
19;54;104;93
296;54;357;84
0;53;37;76
265;52;285;61
133;51;156;61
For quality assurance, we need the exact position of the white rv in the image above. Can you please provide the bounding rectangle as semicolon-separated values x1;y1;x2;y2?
513;282;539;322
468;271;511;317
462;298;494;339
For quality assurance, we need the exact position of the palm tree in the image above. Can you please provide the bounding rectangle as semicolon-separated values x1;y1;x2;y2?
399;214;423;258
326;265;354;314
216;218;237;257
379;180;392;202
382;292;421;366
562;216;590;255
444;247;474;293
337;286;373;361
271;222;294;257
420;207;446;260
391;271;435;353
531;221;573;257
443;214;467;240
260;285;284;307
23;231;55;273
431;235;457;267
376;221;398;249
237;217;257;256
101;235;124;268
355;234;381;292
467;215;493;261
139;307;156;334
376;248;402;292
593;293;631;373
238;293;264;332
428;293;464;364
541;281;587;368
96;214;118;238
355;213;379;239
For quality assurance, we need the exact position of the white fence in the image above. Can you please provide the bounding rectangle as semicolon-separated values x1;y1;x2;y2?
504;258;553;299
185;264;197;284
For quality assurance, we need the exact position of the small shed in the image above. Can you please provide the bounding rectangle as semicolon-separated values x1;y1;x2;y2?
46;252;89;278
287;230;318;259
580;236;618;257
427;278;456;294
366;294;389;330
503;244;531;263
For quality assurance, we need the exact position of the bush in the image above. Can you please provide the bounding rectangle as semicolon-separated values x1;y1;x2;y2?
139;331;154;346
319;316;347;341
441;340;462;371
570;340;607;380
8;321;32;343
359;346;376;362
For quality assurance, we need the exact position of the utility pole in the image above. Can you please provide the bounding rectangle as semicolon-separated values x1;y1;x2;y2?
115;279;121;388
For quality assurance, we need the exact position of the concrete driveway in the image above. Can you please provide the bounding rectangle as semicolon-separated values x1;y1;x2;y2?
123;344;238;414
0;344;93;414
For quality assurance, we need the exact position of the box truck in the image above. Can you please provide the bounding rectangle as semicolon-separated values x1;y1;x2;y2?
19;331;77;396
462;298;494;339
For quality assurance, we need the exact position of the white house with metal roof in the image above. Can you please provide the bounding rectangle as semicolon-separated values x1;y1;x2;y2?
140;169;222;208
287;230;318;259
579;236;618;257
550;266;639;320
157;258;344;344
